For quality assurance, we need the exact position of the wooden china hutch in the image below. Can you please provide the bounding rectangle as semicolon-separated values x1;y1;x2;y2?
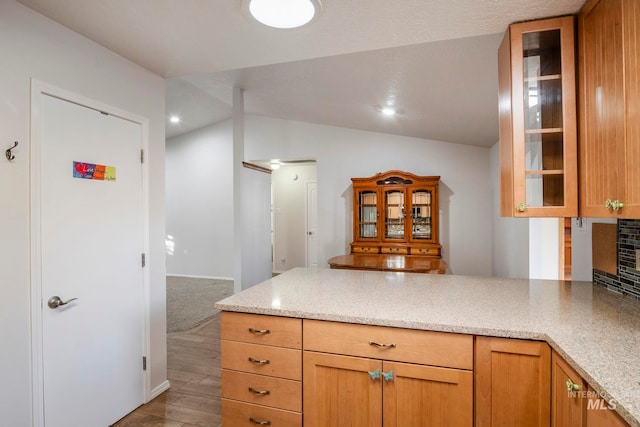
328;170;447;274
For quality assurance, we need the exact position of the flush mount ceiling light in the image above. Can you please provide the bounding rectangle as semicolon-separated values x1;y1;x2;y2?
169;115;181;123
247;0;321;29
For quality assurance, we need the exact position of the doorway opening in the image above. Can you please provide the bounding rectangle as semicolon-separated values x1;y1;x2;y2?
259;159;317;274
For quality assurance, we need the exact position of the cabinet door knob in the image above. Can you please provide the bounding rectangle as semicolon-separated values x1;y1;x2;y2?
516;202;526;212
368;369;380;380
382;370;394;382
605;199;624;211
566;379;581;392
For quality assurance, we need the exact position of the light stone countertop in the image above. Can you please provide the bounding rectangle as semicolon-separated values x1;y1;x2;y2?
215;267;640;426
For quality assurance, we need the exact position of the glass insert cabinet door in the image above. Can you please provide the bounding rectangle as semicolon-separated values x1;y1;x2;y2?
500;15;577;217
522;28;565;208
357;190;377;239
384;190;405;239
411;190;432;240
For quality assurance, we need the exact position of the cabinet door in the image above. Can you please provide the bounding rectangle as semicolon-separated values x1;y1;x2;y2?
382;188;406;242
586;385;630;427
475;336;551;427
409;188;436;243
579;0;625;217
355;187;379;240
383;361;472;427
551;350;585;427
303;351;382;427
501;16;577;217
579;0;640;218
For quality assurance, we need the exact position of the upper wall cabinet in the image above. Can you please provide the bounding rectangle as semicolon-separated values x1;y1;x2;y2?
499;16;578;217
579;0;640;218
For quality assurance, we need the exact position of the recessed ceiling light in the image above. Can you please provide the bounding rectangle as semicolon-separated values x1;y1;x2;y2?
248;0;320;29
169;116;181;123
381;107;396;116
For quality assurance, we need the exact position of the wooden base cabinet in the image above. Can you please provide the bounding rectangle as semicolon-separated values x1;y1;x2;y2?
552;350;586;427
475;336;551;427
220;312;303;427
551;350;631;427
303;320;473;427
219;313;633;427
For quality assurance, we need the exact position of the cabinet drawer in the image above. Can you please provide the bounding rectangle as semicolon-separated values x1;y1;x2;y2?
411;247;439;255
222;398;302;427
352;246;379;253
303;319;473;370
222;370;301;412
222;340;302;380
381;247;408;254
221;312;302;349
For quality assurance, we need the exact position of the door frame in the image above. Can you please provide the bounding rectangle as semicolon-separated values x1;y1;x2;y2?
29;80;151;426
305;181;318;267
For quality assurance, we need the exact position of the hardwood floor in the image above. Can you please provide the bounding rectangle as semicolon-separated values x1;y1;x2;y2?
114;315;222;427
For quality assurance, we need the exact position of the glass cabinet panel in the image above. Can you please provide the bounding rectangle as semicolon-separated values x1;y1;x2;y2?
358;190;377;239
384;190;404;239
411;190;432;240
522;28;565;207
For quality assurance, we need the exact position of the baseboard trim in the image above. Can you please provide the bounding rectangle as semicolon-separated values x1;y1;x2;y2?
149;380;171;401
166;274;233;281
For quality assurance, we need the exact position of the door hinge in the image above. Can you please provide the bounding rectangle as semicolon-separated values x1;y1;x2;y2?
140;149;144;164
141;253;146;267
142;356;147;371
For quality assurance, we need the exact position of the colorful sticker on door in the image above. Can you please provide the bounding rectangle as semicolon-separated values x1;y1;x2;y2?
73;161;116;182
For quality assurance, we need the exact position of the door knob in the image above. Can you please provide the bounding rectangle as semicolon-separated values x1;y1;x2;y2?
47;296;79;309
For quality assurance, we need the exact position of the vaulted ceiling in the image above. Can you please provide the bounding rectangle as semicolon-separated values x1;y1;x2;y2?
19;0;585;146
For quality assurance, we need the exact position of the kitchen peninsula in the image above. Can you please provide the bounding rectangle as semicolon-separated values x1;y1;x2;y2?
216;268;640;426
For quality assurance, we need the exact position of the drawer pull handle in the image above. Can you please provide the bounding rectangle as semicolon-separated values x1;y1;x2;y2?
369;341;396;348
248;357;270;365
248;387;271;396
248;328;270;335
249;417;272;425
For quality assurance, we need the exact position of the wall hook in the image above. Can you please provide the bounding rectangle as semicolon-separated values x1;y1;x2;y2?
6;141;18;161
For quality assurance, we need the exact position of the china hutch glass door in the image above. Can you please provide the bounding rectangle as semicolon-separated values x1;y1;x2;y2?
410;190;432;241
357;190;377;239
384;190;404;240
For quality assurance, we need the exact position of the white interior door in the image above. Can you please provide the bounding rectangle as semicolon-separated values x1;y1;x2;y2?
306;182;318;267
39;93;144;426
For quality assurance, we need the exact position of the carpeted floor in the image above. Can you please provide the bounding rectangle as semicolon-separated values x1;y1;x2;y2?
166;276;234;332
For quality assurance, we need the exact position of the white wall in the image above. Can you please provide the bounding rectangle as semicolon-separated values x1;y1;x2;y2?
272;164;318;272
0;2;166;424
529;218;563;280
166;123;234;279
245;115;493;276
490;143;529;278
240;166;273;289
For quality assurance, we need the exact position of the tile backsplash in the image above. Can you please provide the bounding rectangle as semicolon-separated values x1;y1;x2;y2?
593;219;640;300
